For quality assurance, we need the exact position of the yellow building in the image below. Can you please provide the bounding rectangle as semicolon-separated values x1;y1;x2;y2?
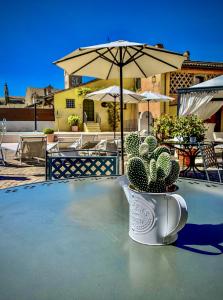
54;78;138;132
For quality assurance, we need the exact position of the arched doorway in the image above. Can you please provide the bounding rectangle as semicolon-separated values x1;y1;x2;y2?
83;99;94;121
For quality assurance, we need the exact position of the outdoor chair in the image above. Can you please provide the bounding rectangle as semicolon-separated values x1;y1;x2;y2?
198;142;222;182
0;119;7;165
18;136;47;164
57;136;82;150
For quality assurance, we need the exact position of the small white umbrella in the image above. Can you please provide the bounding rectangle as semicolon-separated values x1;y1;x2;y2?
86;85;144;138
141;91;174;133
54;40;185;174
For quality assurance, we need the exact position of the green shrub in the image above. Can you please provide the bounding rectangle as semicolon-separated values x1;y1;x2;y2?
43;128;54;134
68;115;81;126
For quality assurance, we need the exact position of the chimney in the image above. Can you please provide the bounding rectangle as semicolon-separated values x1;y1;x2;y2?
183;51;190;60
154;43;164;49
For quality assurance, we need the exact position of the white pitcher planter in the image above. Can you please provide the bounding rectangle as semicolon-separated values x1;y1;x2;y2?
124;187;188;245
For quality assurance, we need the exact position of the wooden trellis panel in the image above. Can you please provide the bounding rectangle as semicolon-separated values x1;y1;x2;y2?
46;156;119;180
170;73;194;94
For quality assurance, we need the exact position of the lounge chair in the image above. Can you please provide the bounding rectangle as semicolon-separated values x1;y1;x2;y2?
18;136;47;164
0;119;7;165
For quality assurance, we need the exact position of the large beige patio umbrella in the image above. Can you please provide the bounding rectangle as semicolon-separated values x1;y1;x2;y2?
141;91;174;133
86;85;144;138
54;40;185;174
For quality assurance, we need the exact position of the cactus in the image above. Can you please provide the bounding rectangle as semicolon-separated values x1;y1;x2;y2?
125;134;180;193
127;157;148;192
144;136;157;153
124;132;140;157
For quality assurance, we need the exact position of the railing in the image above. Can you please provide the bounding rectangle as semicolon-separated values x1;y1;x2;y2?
46;149;119;180
83;111;88;123
95;112;101;124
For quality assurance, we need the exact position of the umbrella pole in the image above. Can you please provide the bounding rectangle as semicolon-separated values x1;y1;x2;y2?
119;48;124;175
114;96;116;140
147;100;150;134
34;102;37;131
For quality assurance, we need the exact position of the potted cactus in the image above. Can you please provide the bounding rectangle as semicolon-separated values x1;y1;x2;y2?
123;133;188;245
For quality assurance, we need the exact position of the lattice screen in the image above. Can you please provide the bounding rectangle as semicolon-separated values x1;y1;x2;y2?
170;73;221;94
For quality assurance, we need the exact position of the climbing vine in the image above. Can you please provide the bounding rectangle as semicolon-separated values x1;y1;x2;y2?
107;102;120;131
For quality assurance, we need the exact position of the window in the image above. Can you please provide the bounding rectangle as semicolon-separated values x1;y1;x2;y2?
194;75;205;85
66;99;75;108
135;78;141;90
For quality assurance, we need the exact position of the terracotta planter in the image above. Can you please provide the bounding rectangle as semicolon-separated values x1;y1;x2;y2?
177;148;197;168
71;126;78;132
123;186;188;245
46;134;54;143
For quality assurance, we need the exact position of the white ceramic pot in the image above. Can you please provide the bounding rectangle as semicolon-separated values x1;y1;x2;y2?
124;186;188;245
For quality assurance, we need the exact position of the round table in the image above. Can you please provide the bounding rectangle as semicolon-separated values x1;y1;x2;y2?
0;177;222;300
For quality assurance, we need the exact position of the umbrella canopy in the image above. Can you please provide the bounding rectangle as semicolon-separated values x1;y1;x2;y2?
54;40;185;174
141;91;174;102
86;85;144;139
86;85;144;103
140;91;174;133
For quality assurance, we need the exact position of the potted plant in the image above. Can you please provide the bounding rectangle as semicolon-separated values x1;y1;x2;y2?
153;114;176;142
174;115;206;143
173;115;206;167
68;115;81;132
123;133;188;245
43;128;55;143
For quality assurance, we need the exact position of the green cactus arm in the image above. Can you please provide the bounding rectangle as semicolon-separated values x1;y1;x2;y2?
148;180;166;193
153;145;171;160
149;159;157;182
156;152;171;179
139;143;149;160
144;135;157;153
165;160;180;187
127;157;149;192
124;132;140;156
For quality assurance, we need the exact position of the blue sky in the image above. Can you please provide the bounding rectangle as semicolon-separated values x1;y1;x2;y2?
0;0;223;96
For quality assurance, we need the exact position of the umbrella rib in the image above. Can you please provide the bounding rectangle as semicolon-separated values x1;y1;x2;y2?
106;49;119;79
123;46;144;65
122;47;129;62
125;48;147;77
130;46;180;70
95;49;119;65
106;48;119;65
69;48;115;75
54;48;104;64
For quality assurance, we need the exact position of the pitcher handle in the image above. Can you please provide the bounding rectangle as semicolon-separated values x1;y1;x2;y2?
165;194;188;238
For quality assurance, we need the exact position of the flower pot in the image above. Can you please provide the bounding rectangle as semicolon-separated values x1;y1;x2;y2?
190;136;197;144
71;125;78;132
46;134;54;143
123;186;188;245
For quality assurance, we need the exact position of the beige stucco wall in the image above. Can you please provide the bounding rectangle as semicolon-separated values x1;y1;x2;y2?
54;78;138;132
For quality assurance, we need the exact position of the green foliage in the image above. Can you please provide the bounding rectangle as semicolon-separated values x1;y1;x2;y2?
67;115;81;126
174;115;206;142
77;87;93;96
153;114;206;142
107;102;120;131
126;135;180;193
43;128;54;134
153;114;176;141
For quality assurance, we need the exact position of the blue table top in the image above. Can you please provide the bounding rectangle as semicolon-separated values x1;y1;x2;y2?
0;177;222;300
